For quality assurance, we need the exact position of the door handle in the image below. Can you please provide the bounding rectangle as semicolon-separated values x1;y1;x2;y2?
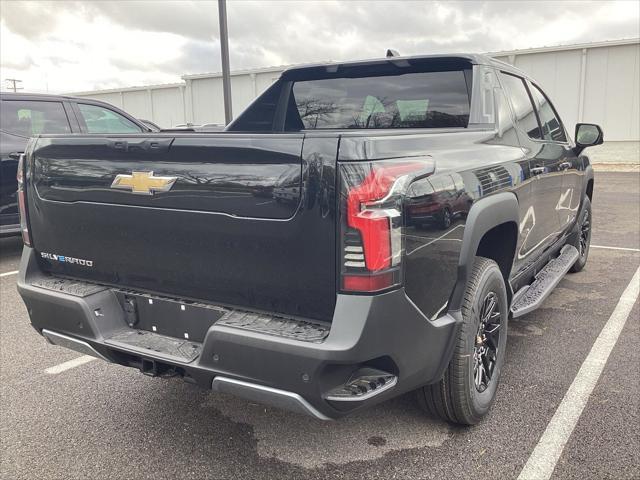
531;166;546;176
559;161;572;171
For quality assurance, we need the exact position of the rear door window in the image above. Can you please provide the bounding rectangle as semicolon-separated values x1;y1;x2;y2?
498;72;542;140
288;70;470;130
529;84;567;142
0;100;71;137
77;103;142;134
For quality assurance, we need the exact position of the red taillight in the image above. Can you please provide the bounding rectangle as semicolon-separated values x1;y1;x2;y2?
340;160;430;293
343;272;394;292
16;154;31;246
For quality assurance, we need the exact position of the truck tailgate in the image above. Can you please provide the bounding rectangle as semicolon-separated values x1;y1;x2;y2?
26;134;337;321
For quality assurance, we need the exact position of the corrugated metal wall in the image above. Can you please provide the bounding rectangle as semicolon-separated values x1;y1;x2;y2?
73;40;639;140
493;41;639;141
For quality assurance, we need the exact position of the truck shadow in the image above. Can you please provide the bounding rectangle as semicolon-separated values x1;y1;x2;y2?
197;388;451;468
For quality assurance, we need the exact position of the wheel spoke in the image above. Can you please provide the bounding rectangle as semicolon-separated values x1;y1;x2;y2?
485;332;499;351
482;295;497;323
482;355;492;382
474;358;482;388
474;290;502;392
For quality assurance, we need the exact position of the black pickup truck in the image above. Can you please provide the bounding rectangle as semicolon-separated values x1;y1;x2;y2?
17;54;603;425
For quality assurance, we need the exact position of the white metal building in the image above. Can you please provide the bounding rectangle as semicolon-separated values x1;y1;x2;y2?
73;38;639;141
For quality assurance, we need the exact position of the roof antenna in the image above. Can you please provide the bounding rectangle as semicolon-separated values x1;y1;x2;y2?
386;49;400;58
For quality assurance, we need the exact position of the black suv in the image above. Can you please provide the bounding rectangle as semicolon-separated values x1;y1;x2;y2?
0;93;150;235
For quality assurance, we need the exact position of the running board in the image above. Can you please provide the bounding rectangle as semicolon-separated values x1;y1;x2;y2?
511;244;579;318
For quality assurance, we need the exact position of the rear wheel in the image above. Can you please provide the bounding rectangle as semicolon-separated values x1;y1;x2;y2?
440;207;452;229
569;196;591;273
418;257;508;425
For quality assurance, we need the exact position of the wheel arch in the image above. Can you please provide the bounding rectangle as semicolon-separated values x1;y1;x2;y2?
448;192;519;312
583;165;594;202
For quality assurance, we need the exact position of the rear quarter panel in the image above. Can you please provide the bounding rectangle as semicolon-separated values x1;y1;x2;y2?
339;128;531;319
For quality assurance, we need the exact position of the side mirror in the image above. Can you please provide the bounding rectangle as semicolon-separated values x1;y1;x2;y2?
574;123;604;154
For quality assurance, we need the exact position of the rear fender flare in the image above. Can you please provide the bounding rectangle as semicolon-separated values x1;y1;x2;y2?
448;192;519;312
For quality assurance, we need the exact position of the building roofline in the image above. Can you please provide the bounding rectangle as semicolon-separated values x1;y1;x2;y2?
72;81;184;96
487;37;639;57
69;38;639;96
181;64;302;80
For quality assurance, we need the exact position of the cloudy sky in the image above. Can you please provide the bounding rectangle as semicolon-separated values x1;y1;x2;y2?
1;0;639;93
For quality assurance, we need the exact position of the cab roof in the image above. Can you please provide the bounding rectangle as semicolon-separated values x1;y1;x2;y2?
282;53;527;79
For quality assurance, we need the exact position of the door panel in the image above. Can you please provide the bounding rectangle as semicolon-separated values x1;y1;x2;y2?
527;142;567;248
528;82;582;231
498;72;562;261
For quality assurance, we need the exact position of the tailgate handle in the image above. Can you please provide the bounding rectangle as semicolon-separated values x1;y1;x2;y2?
107;138;173;153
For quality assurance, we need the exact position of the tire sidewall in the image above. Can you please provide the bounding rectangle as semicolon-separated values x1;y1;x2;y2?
463;263;509;416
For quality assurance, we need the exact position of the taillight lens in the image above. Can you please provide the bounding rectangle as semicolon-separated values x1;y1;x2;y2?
16;153;31;246
339;159;430;293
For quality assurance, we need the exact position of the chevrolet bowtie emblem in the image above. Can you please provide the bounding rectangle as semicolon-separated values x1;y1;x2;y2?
110;171;177;195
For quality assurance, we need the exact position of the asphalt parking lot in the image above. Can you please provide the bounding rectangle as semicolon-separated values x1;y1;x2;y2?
1;171;638;480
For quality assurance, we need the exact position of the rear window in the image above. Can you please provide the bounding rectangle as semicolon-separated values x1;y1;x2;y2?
0;100;71;137
287;70;470;130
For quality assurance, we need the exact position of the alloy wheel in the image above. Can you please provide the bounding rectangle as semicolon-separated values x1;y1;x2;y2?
473;291;501;393
579;208;591;257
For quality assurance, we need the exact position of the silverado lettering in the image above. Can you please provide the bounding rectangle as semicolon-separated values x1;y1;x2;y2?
40;252;93;267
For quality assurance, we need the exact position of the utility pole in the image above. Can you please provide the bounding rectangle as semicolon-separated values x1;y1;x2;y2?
218;0;232;124
5;78;23;92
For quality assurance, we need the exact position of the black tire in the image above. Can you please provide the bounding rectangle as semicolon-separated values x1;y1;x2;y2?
440;207;452;229
417;257;509;425
569;197;591;273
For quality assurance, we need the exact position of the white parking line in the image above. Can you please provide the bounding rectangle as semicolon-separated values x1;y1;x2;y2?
518;265;640;480
0;270;18;277
45;355;96;374
591;245;640;252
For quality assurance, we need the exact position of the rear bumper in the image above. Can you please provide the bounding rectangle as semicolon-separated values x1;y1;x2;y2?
18;247;460;419
0;222;20;236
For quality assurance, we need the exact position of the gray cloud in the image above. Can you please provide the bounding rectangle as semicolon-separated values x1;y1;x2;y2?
1;1;61;37
1;0;638;92
81;1;219;41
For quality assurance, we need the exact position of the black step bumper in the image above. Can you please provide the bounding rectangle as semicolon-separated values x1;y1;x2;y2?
17;247;460;419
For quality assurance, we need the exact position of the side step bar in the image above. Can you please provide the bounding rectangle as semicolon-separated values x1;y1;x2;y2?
511;244;579;318
42;329;111;362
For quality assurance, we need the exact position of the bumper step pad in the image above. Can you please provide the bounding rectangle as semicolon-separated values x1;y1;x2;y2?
511;244;579;318
324;368;397;402
217;310;330;343
105;329;202;363
32;276;107;297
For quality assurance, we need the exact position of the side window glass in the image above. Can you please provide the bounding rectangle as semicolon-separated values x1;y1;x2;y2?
498;73;541;140
77;104;142;134
0;100;71;137
529;84;567;142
